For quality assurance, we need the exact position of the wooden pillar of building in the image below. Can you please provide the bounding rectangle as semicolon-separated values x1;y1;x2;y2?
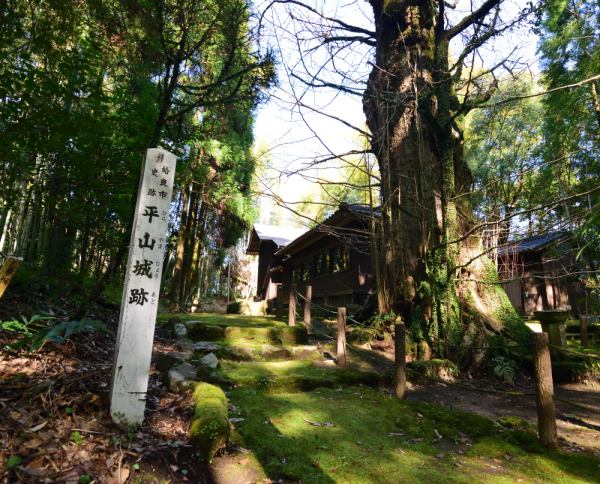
303;285;312;330
288;284;297;327
337;307;347;367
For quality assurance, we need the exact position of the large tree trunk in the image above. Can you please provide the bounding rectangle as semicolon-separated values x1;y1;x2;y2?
364;1;525;357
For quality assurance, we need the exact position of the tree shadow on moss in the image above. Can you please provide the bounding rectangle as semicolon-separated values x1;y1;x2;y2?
227;386;600;484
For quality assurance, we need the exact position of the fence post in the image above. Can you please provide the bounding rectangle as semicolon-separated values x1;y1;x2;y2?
303;285;312;330
394;322;406;399
288;285;297;327
580;316;589;348
337;307;347;367
532;332;558;449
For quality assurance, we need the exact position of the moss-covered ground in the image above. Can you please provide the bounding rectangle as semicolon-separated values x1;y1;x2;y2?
158;312;287;328
229;387;600;483
164;313;600;483
216;359;383;391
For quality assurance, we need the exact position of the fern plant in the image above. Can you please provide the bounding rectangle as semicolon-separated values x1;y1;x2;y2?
492;356;517;384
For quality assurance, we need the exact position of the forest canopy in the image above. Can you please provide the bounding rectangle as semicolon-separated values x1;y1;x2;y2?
0;0;274;310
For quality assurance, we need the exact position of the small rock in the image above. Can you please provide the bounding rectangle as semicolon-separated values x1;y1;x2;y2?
192;341;221;352
168;316;182;327
168;362;198;393
199;352;219;369
174;323;188;338
155;351;192;372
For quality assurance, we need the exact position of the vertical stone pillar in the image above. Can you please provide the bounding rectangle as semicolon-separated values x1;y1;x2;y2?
110;148;176;426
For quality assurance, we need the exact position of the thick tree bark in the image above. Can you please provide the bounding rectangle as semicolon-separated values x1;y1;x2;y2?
364;0;520;357
170;183;191;311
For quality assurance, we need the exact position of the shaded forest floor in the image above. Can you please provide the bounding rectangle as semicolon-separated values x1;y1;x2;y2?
1;299;599;482
0;283;210;483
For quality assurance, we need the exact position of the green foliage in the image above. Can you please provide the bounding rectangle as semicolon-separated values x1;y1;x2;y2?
0;0;274;300
3;315;108;351
29;319;108;350
492;356;517;384
535;0;599;246
1;315;56;349
465;76;547;236
6;455;22;469
69;431;85;445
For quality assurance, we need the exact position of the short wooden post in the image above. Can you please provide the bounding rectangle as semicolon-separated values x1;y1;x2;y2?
532;332;558;449
580;317;589;348
337;307;347;367
394;322;406;399
288;285;297;327
303;285;312;330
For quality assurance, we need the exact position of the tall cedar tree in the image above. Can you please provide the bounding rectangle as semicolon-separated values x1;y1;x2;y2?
363;0;530;356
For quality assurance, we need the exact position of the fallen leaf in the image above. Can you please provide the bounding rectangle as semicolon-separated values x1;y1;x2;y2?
24;437;43;449
115;466;130;483
27;421;48;432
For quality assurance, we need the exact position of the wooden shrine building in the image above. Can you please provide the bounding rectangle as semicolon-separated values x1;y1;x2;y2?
247;204;377;308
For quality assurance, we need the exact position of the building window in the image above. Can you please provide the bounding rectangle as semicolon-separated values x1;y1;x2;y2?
310;255;319;278
331;245;350;273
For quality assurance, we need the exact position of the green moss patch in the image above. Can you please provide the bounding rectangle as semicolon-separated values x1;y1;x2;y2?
186;323;226;341
158;313;287;329
408;358;459;382
217;341;321;362
223;326;308;345
215;360;383;392
228;386;600;483
189;383;230;461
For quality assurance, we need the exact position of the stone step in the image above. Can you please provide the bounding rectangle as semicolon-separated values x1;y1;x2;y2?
185;322;308;345
218;344;321;362
214;359;385;393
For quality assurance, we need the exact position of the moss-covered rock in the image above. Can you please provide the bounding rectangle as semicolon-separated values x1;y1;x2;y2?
186;323;226;341
496;416;533;432
155;350;192;372
408;358;459;382
223;326;308;345
215;360;383;392
226;301;241;314
551;359;600;383
189;383;230;461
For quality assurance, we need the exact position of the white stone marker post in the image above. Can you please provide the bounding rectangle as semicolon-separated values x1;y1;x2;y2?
110;148;176;426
